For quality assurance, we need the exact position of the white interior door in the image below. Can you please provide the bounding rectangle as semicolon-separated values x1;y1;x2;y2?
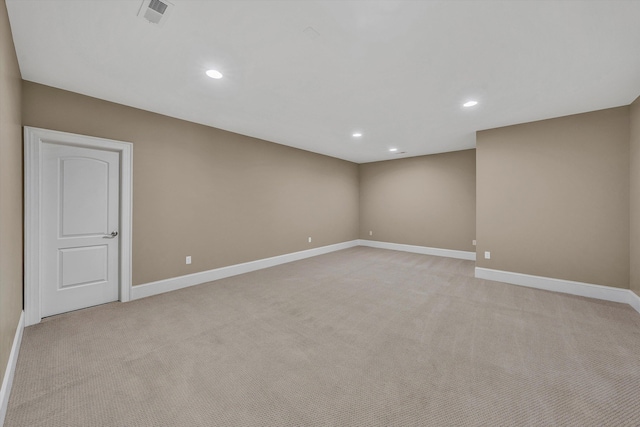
41;142;121;317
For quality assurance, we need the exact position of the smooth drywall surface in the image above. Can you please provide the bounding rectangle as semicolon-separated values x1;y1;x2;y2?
477;107;630;289
359;150;476;252
631;95;640;296
0;0;23;386
22;82;359;285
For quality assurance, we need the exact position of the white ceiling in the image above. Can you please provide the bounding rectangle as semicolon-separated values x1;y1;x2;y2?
7;0;640;163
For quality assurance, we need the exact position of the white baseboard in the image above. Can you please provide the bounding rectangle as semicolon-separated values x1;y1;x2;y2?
0;311;24;426
476;267;640;314
627;290;640;315
132;240;360;300
358;239;476;261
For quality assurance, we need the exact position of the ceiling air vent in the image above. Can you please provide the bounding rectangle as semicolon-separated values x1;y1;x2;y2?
138;0;173;26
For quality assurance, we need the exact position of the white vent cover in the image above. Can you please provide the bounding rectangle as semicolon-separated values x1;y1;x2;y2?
138;0;173;26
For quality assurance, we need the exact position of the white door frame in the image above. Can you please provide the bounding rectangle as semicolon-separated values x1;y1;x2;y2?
24;127;133;326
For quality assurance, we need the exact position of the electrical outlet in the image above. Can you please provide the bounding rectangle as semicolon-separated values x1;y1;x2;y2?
369;230;373;236
308;237;312;243
472;240;476;246
186;256;192;265
484;251;490;260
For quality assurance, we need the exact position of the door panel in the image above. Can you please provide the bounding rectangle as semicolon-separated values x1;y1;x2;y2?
58;245;108;289
60;157;110;236
41;142;120;317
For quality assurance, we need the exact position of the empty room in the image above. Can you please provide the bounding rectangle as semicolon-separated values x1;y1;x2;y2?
1;1;640;426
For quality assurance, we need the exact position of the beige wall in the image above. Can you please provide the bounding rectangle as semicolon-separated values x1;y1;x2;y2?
0;0;23;385
631;95;640;296
22;82;359;285
359;150;476;252
477;107;630;289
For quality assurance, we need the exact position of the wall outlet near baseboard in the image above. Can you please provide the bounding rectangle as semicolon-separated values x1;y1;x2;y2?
484;251;490;260
472;239;476;246
186;256;192;265
308;237;312;243
369;230;373;236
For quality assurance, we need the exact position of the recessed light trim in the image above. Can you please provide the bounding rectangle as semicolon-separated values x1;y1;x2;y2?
389;148;398;152
463;100;478;107
206;69;223;79
352;133;362;138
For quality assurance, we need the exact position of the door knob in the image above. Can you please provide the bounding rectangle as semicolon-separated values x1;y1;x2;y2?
103;231;118;239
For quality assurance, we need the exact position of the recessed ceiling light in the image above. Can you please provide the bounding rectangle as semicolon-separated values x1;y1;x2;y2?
206;69;223;79
352;133;362;137
389;148;398;152
463;100;478;107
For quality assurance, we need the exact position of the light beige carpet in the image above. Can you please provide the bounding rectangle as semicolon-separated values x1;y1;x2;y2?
5;247;640;426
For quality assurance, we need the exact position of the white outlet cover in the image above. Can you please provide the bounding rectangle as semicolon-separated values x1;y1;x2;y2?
186;256;192;264
308;237;312;243
472;240;476;246
484;251;490;259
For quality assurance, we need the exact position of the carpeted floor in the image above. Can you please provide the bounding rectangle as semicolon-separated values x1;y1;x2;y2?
5;247;640;426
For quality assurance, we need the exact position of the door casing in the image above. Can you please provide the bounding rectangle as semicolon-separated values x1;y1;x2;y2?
24;127;133;326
